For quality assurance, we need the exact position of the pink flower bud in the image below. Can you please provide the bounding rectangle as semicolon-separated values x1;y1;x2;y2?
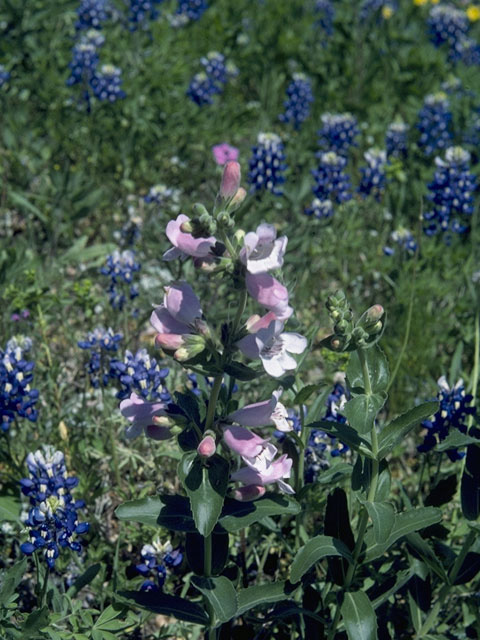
232;485;266;502
220;161;241;199
197;435;216;458
227;187;247;211
365;304;384;323
155;334;185;350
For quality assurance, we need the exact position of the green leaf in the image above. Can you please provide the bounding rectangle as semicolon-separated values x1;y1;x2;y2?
347;346;389;394
315;462;353;485
191;576;237;624
462;443;480;520
436;430;479;451
118;590;209;625
178;453;229;536
365;502;395;544
371;570;413;610
305;420;373;457
377;401;439;459
224;362;261;381
219;494;300;532
9;191;48;224
236;581;296;617
294;384;325;405
0;494;21;521
290;535;352;583
366;507;442;561
67;563;101;597
115;495;196;531
341;591;377;640
22;606;50;637
0;557;27;607
405;533;447;581
343;393;387;435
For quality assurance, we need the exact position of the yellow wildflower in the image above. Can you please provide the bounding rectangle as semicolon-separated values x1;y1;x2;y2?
467;5;480;21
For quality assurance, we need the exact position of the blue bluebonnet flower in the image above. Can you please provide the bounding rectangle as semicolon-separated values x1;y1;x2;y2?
279;73;314;130
386;121;408;159
118;214;142;247
318;113;360;156
20;447;89;569
416;92;453;157
0;65;10;88
428;5;469;49
359;0;396;22
188;53;237;106
171;0;207;26
112;349;170;401
305;151;351;219
423;146;476;238
127;0;163;25
75;0;108;30
81;28;105;48
383;228;417;256
314;0;334;38
248;132;287;196
187;72;219;106
0;337;39;433
135;539;183;592
358;148;387;200
66;43;99;88
144;184;175;205
418;376;475;461
91;64;126;102
100;249;141;310
78;327;123;388
451;36;480;66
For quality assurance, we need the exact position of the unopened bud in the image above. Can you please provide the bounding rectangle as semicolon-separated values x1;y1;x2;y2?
192;203;210;218
174;335;206;362
365;304;384;323
197;435;216;458
155;333;185;351
233;485;266;502
227;187;247;212
194;319;212;339
152;414;175;428
220;161;241;199
331;338;341;350
234;229;245;244
180;220;194;233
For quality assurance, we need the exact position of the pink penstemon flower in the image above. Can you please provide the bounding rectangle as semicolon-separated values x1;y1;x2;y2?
163;214;217;261
240;223;288;275
237;318;307;378
232;453;294;495
228;389;291;432
120;392;173;441
219;161;241;200
246;272;293;319
212;142;239;166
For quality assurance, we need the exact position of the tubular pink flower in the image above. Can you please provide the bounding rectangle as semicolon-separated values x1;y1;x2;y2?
163;214;216;260
232;485;266;501
246;272;291;317
231;454;294;494
212;143;239;166
164;281;202;325
155;333;185;350
240;224;288;275
197;435;216;458
120;392;172;440
220;161;241;199
228;390;291;431
223;425;270;458
237;319;307;378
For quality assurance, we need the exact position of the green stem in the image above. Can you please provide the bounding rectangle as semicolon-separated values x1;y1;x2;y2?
204;533;212;578
39;563;49;608
108;416;122;489
327;348;379;640
232;287;248;338
205;375;223;432
387;260;417;393
415;528;476;638
468;311;480;430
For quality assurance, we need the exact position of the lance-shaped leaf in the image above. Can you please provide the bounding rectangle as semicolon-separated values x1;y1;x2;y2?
115;495;196;531
290;535;352;584
436;430;480;452
347;345;389;394
343;392;387;435
0;557;27;607
236;581;297;617
341;591;378;640
365;507;442;561
462;442;480;520
305;420;373;458
365;501;395;545
371;570;413;610
178;452;229;537
377;401;438;459
118;590;209;625
219;494;300;533
191;576;237;624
